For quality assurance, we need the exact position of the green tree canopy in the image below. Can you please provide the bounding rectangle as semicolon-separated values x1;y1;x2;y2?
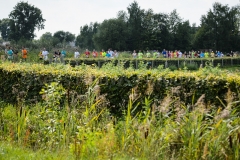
76;22;99;50
0;18;11;41
194;2;240;51
93;18;128;50
8;1;45;41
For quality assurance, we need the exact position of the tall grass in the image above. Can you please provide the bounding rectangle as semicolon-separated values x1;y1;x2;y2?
0;81;239;159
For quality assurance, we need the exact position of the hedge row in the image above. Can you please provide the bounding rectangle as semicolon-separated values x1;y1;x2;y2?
1;61;240;116
63;57;240;69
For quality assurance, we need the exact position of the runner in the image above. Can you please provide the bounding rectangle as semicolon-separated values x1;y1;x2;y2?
22;46;28;61
85;49;90;58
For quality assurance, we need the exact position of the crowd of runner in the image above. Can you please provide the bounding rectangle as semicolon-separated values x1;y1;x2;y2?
2;44;238;62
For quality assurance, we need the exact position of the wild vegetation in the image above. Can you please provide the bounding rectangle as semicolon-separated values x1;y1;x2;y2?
0;60;239;159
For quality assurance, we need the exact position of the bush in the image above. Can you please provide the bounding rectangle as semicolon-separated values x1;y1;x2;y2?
0;61;240;117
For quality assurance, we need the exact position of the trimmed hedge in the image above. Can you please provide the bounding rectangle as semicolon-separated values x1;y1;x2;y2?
1;61;240;116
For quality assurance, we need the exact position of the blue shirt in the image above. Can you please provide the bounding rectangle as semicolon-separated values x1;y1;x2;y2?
200;52;204;58
7;50;13;56
106;53;111;58
61;50;66;56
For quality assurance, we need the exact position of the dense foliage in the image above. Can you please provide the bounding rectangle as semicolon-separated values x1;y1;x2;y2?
1;61;240;117
8;2;45;41
0;78;239;159
76;1;240;52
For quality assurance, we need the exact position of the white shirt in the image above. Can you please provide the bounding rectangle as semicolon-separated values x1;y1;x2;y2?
42;50;49;60
74;51;80;58
178;52;182;58
42;50;48;56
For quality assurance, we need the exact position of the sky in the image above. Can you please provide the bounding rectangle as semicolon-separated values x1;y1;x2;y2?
0;0;239;39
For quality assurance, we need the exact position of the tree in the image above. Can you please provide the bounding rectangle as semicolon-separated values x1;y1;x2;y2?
93;18;128;50
194;3;240;51
76;22;99;50
53;31;66;44
174;20;192;51
38;32;57;49
126;1;145;50
65;31;75;43
53;31;75;47
0;18;11;41
8;1;45;41
153;13;171;50
167;9;183;50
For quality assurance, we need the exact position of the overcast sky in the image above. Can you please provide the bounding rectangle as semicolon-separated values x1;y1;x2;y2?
0;0;239;39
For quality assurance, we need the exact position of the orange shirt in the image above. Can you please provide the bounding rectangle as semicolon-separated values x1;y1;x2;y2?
22;49;27;58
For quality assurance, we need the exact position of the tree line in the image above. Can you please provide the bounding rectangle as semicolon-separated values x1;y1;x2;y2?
0;1;240;52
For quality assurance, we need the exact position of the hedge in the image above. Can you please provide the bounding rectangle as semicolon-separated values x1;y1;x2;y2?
1;61;240;116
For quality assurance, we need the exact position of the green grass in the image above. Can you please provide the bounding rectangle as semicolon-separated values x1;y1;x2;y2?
0;142;74;160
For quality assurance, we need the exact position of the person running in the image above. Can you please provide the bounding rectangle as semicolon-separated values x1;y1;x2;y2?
92;49;98;58
138;50;143;59
99;49;103;57
21;47;27;61
106;51;111;58
74;49;80;58
114;50;118;58
162;49;167;58
153;50;158;58
54;50;61;62
61;48;66;58
85;49;90;58
39;49;43;60
178;50;182;58
11;47;18;62
146;50;151;58
132;50;137;58
205;50;209;58
7;47;13;61
191;50;195;58
102;50;106;57
200;51;205;58
210;51;215;58
42;48;49;61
